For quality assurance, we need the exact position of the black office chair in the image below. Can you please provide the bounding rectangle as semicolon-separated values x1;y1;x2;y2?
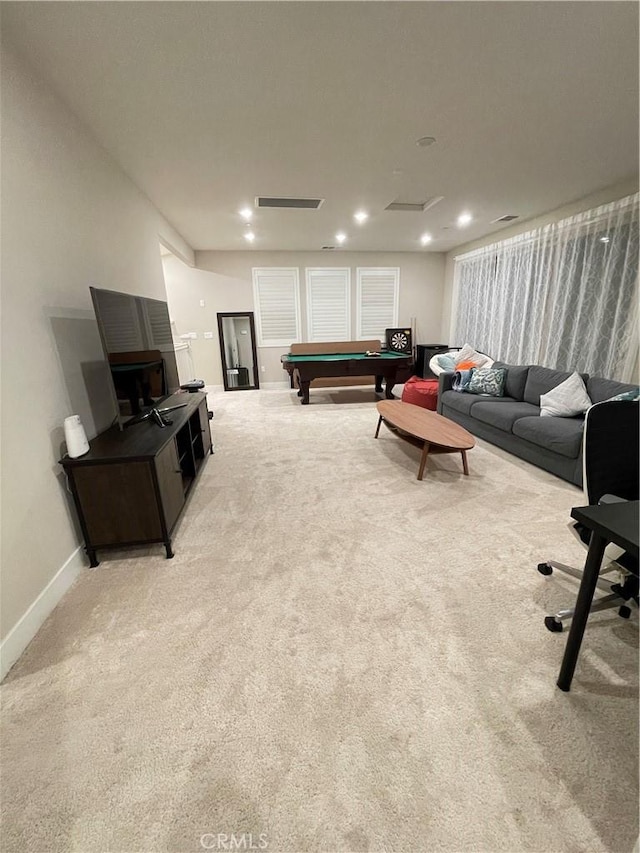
537;399;639;632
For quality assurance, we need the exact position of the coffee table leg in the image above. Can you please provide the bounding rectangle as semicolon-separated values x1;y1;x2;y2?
374;415;383;438
461;450;469;475
417;442;430;480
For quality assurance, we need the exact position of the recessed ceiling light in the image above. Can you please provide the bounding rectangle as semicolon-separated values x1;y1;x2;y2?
335;232;347;244
239;207;253;220
420;233;433;245
416;136;436;148
244;231;255;243
354;210;368;224
599;236;610;243
457;212;473;227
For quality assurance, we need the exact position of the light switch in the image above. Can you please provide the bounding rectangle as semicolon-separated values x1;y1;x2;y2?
199;299;206;307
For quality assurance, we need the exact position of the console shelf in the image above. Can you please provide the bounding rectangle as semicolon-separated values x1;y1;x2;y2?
60;392;212;566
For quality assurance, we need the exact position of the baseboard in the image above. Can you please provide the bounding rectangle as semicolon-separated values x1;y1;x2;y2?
0;546;85;681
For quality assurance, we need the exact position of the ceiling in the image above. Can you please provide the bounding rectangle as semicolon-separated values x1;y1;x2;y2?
3;2;638;253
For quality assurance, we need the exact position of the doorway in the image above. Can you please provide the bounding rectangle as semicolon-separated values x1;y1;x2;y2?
217;312;260;391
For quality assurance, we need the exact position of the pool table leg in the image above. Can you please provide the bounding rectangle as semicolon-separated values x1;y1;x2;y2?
374;374;384;393
299;380;310;405
385;378;396;399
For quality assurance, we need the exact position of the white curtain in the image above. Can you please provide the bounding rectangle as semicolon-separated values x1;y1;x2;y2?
452;193;639;381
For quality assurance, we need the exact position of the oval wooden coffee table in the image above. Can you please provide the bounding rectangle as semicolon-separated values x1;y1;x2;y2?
375;400;475;480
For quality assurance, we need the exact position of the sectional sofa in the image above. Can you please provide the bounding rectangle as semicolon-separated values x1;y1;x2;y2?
437;362;637;486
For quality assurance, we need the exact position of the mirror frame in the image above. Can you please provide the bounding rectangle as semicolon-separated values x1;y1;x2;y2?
217;312;260;392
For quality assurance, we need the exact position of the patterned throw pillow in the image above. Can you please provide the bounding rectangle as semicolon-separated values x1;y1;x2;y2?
467;367;506;397
604;388;640;403
540;372;592;417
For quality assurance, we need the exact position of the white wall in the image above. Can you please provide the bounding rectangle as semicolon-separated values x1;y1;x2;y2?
0;45;193;672
163;251;446;386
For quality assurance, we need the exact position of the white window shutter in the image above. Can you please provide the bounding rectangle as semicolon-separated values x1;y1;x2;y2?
252;268;301;347
356;268;399;340
305;268;351;342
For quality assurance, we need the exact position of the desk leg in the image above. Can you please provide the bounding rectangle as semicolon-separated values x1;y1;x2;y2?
417;442;430;480
374;415;383;438
299;380;310;405
557;532;607;692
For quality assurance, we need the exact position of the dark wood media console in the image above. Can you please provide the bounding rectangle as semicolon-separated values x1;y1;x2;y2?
60;392;212;566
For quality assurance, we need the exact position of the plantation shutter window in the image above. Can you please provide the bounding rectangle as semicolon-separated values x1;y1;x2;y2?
356;268;399;340
305;268;351;342
252;268;301;347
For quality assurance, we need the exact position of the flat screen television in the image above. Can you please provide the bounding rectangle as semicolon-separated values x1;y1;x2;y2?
90;286;182;429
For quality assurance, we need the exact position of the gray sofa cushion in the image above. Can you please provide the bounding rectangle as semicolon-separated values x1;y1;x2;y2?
587;376;638;403
523;365;589;406
513;415;584;459
442;390;518;416
491;362;530;401
472;401;540;431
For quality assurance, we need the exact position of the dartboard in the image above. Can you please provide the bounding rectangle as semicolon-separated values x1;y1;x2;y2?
390;330;409;352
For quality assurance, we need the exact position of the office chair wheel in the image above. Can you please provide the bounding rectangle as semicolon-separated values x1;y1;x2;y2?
544;616;563;632
618;605;632;619
537;562;553;576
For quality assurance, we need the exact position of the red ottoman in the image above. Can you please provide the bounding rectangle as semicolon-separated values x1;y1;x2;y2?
401;376;439;410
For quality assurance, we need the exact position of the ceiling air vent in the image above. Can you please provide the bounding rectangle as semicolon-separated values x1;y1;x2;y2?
322;246;336;250
385;195;444;212
256;197;324;209
492;214;519;223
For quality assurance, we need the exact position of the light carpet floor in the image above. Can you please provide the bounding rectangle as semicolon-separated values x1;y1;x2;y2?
1;387;638;853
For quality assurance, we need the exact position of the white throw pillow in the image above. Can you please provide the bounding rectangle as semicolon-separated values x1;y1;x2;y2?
454;343;493;369
540;372;592;417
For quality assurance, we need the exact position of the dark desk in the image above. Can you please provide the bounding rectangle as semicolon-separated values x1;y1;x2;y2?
557;500;639;691
281;351;412;404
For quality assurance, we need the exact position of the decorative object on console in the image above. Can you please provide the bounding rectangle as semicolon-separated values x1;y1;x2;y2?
63;415;89;458
181;380;205;392
385;327;412;355
540;371;592;417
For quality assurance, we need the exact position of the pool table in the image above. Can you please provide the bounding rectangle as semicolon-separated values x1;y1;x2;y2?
281;351;413;404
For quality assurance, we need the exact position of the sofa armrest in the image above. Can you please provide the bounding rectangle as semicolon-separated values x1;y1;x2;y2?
437;372;454;413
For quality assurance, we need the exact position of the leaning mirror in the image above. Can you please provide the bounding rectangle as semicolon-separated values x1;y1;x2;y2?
217;312;260;391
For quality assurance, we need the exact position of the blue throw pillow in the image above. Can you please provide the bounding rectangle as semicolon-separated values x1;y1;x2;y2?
467;367;507;397
435;354;456;372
